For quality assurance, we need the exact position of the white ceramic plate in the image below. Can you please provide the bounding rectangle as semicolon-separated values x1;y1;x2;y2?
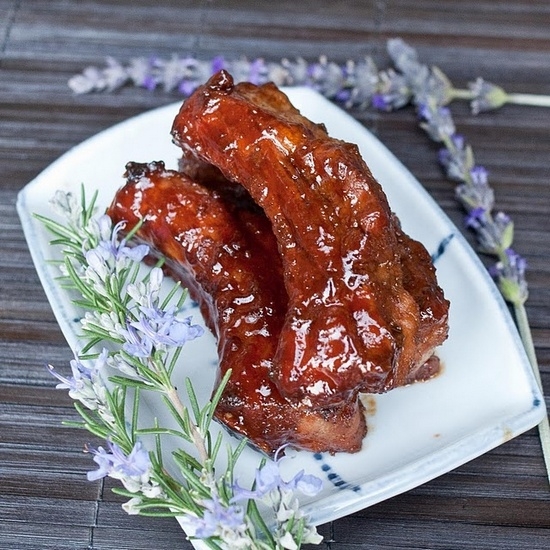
17;89;546;534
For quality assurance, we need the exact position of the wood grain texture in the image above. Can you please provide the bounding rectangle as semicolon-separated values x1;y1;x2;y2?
0;1;549;549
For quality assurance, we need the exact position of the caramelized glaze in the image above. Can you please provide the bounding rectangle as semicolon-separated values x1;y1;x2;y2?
171;71;449;408
107;161;366;454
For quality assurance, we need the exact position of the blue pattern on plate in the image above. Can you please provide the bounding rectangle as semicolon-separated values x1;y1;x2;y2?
431;233;455;263
313;453;362;493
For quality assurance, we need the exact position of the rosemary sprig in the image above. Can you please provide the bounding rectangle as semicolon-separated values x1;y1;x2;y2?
40;192;323;549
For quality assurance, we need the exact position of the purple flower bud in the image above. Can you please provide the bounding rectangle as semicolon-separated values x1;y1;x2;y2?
344;57;378;108
464;206;486;229
47;349;108;408
126;57;155;88
187;496;246;540
505;248;527;275
142;74;157;91
335;88;351;103
232;449;323;503
122;323;154;358
211;55;226;74
281;57;309;86
387;38;420;77
469;77;509;114
87;440;151;482
248;58;268;85
491;248;528;304
373;69;411;111
178;79;199;96
455;178;494;214
439;134;474;182
418;103;455;142
130;306;204;350
470;165;489;186
102;57;129;92
88;218;150;270
372;93;391;111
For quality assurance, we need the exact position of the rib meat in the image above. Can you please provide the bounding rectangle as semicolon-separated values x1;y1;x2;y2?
107;160;366;454
171;70;449;408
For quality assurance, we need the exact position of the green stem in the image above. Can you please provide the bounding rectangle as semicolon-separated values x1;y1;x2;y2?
166;386;210;464
166;385;187;418
506;92;550;108
451;88;550;109
513;302;550;485
449;88;474;101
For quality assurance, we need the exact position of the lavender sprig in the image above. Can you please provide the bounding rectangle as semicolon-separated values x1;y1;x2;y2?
37;190;323;549
376;38;550;113
384;40;549;484
68;53;381;110
68;46;550;114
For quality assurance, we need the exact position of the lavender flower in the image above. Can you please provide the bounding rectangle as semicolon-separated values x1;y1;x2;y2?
469;77;509;114
307;55;345;99
386;38;454;107
418;102;456;142
411;67;455;107
391;40;531;316
68;58;127;93
68;52;380;115
463;208;514;255
438;134;475;182
156;55;192;92
419;99;523;300
280;57;309;86
455;167;495;214
67;66;108;94
387;37;421;77
67;39;550;117
491;249;529;305
101;57;130;91
246;58;268;86
343;57;379;109
126;56;157;89
372;68;411;111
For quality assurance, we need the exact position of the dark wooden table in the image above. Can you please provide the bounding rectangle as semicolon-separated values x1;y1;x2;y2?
1;1;549;549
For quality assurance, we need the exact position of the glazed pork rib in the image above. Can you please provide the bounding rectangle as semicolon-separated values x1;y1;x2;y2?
107;161;366;454
171;70;449;408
